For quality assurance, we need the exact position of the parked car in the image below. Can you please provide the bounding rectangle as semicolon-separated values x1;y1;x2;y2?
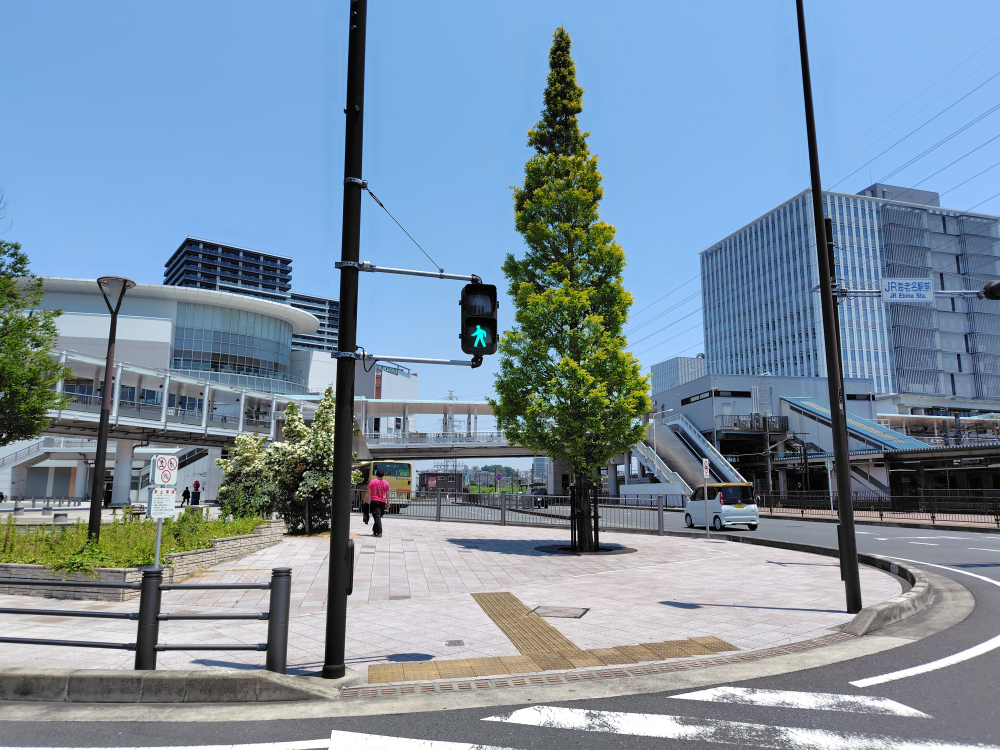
684;483;758;531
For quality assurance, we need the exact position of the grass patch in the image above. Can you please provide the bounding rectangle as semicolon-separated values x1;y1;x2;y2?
0;512;269;574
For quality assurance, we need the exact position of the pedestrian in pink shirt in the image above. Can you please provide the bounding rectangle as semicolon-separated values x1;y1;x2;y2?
367;469;390;537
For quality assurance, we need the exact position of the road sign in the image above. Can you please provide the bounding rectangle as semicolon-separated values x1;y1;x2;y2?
149;487;176;519
151;455;178;486
703;458;710;479
496;473;502;481
881;278;933;303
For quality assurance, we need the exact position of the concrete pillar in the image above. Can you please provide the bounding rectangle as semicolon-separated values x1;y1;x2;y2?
73;460;88;498
160;375;170;425
624;450;632;485
44;467;55;498
607;462;619;497
111;439;135;506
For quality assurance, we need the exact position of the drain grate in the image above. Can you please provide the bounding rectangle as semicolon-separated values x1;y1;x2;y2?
445;640;465;647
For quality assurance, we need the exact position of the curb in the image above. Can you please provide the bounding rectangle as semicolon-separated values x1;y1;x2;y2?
0;534;933;704
0;667;363;704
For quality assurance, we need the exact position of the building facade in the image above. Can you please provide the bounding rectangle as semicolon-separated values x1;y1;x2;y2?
650;354;706;394
700;184;1000;414
164;237;292;304
289;292;340;352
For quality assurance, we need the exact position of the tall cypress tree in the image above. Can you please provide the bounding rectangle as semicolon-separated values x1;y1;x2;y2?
491;28;649;550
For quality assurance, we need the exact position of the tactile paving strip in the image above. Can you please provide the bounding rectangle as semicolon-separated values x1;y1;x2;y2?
348;632;854;699
471;592;580;655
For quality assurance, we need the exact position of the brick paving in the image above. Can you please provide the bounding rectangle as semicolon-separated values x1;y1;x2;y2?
0;515;901;681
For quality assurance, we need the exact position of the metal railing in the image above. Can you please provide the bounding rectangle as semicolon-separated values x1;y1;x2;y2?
762;490;1000;526
351;489;679;536
0;567;292;673
362;431;507;445
716;414;789;432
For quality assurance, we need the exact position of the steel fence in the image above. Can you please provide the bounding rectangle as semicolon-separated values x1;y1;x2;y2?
761;490;1000;526
0;567;292;673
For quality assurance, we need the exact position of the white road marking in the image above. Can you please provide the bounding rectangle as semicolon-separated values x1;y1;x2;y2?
851;557;1000;688
670;686;930;717
0;744;329;750
330;731;506;750
908;542;939;546
876;538;889;541
969;547;1000;553
483;706;996;749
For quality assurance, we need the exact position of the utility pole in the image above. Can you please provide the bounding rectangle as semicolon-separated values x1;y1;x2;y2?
323;0;367;680
796;0;862;614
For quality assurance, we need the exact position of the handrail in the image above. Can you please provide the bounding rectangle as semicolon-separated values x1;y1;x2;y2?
632;441;691;494
659;413;745;483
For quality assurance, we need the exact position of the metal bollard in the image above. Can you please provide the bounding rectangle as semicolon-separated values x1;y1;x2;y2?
134;568;163;670
500;493;506;526
265;567;292;674
657;495;664;536
435;492;442;522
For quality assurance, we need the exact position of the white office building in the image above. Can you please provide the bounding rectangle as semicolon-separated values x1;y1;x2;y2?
650;355;706;394
700;184;1000;414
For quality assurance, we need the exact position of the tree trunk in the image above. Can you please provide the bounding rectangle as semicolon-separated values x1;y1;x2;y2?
572;481;596;552
305;497;311;535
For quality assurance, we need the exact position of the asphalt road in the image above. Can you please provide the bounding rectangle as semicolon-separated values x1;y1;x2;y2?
1;516;997;749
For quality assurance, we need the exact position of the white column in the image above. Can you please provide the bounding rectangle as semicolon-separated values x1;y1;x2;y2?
160;375;170;425
269;397;277;440
73;460;89;498
111;363;124;422
607;462;619;497
201;385;211;432
473;412;478;436
237;391;246;432
111;439;135;506
44;467;55;498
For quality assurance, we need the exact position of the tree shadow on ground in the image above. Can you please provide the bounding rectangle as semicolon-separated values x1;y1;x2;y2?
661;600;845;614
447;539;568;556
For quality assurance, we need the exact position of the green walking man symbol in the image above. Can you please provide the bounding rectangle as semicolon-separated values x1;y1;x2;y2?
472;324;488;348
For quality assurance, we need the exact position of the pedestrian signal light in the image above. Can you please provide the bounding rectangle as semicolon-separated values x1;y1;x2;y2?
460;283;498;355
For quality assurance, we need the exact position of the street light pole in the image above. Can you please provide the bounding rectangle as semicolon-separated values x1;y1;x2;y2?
323;0;367;680
87;276;135;542
796;0;862;614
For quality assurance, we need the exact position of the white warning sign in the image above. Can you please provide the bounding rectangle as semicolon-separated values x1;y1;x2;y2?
149;487;177;518
151;455;179;486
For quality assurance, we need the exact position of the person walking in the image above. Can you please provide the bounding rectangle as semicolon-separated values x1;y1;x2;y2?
181;487;190;506
367;469;390;538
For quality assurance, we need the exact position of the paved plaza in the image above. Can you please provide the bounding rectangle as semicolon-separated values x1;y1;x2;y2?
0;516;902;683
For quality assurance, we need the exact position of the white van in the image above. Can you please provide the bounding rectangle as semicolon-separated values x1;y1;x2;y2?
685;483;759;531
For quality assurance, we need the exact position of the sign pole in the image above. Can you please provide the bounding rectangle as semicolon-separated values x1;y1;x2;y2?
154;518;163;569
703;457;710;539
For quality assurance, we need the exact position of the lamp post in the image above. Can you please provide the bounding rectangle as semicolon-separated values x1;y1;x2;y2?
87;276;135;541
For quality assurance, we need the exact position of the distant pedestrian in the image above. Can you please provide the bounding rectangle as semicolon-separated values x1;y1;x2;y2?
367;469;390;538
181;487;190;506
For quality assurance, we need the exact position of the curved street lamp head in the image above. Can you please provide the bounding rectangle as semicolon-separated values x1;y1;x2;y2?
96;276;136;315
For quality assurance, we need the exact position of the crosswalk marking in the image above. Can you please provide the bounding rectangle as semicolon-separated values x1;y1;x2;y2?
482;705;998;750
670;686;930;717
329;732;506;750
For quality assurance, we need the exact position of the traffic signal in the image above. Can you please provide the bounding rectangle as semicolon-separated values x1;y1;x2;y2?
984;280;1000;300
460;283;498;355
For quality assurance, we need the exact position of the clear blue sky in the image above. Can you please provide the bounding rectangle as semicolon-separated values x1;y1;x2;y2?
4;0;1000;417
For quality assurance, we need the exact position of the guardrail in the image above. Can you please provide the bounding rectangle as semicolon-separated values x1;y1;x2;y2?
0;567;292;673
351;489;683;536
762;490;1000;526
362;431;507;445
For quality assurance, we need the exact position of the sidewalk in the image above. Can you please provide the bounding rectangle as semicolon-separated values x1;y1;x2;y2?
0;516;901;684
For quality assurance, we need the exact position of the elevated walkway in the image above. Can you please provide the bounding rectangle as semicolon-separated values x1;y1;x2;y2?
780;396;927;452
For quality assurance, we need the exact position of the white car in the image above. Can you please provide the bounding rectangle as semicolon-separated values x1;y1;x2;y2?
685;483;759;531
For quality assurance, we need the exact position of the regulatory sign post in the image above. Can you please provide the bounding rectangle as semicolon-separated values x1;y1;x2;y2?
703;458;711;539
148;455;179;569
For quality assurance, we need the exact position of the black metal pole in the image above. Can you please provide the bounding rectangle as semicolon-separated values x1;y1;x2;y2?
266;567;291;674
796;0;863;614
134;568;162;670
323;0;367;680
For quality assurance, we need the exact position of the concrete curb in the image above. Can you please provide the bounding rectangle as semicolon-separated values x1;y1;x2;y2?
0;667;363;704
0;533;932;704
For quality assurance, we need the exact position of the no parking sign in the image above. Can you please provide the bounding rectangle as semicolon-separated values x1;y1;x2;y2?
151;455;179;486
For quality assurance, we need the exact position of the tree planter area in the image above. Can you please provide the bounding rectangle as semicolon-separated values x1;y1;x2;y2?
0;520;285;602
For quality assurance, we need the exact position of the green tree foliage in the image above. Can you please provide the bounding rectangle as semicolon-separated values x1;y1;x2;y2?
0;240;72;446
216;432;271;519
218;388;360;533
491;28;650;548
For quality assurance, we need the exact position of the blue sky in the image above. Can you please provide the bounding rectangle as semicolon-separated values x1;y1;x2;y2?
4;0;1000;424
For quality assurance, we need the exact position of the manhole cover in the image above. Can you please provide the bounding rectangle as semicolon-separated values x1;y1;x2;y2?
530;606;589;619
445;640;465;647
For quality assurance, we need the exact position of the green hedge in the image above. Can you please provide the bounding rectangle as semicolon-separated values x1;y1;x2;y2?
0;512;269;574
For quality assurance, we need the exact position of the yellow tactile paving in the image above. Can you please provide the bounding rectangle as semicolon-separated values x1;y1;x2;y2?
612;644;661;663
689;636;739;653
402;662;441;681
499;655;543;673
529;653;576;671
467;656;507;677
435;659;476;679
368;663;405;682
587;647;630;665
640;640;707;659
471;592;581;655
562;650;604;668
